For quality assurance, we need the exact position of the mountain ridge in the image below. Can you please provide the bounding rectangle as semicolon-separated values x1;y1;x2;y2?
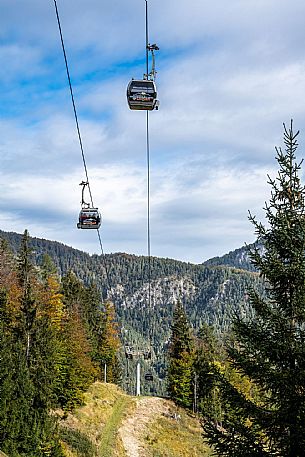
0;228;261;395
0;228;253;271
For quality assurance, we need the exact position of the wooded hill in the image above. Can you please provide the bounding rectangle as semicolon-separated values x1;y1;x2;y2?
0;229;262;395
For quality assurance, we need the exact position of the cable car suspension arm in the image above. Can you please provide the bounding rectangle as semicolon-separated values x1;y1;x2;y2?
145;44;159;81
80;181;90;207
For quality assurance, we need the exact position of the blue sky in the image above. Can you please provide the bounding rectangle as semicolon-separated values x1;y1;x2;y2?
1;0;305;263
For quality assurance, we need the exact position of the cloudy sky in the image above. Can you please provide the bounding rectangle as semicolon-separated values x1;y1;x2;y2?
1;0;305;263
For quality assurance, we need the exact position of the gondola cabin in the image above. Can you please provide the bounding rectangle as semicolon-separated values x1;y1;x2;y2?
144;351;152;360
77;208;101;229
145;373;153;381
127;79;159;111
125;346;134;360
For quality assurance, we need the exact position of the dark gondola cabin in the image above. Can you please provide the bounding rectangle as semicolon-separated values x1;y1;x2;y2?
77;208;101;229
127;79;159;111
145;373;153;381
143;351;152;360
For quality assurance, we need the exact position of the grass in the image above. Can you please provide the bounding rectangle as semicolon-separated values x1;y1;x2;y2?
143;407;213;457
60;382;133;457
98;396;132;457
60;382;213;457
60;427;98;457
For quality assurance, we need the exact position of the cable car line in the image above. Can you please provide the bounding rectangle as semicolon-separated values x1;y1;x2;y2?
53;0;112;299
143;0;155;356
53;0;93;207
142;1;161;372
145;0;153;356
126;0;159;317
53;0;159;395
145;0;149;78
145;0;155;322
124;1;159;381
126;1;159;111
145;1;151;311
146;110;151;312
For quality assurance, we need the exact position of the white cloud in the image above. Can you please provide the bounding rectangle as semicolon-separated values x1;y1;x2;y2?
1;0;305;263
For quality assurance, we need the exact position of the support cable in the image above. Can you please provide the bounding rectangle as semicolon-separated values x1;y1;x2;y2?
53;0;93;206
145;1;152;349
53;0;113;300
146;111;151;310
145;0;149;78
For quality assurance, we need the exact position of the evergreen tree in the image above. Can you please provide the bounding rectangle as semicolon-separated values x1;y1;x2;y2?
17;229;36;363
204;122;305;456
167;301;194;408
0;230;63;456
195;324;223;421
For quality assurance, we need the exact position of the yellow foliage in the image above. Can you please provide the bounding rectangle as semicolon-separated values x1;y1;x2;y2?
104;301;120;350
212;359;258;403
39;275;65;330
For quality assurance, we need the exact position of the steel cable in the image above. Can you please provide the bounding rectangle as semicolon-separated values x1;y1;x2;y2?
53;0;113;300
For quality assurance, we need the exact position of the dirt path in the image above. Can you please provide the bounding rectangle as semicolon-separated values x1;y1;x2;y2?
118;396;169;457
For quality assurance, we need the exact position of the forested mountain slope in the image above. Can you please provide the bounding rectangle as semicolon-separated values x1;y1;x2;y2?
0;229;261;330
203;243;258;272
0;229;262;394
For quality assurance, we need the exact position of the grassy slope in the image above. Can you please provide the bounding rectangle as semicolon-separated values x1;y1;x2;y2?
143;404;213;457
60;382;133;457
60;382;212;457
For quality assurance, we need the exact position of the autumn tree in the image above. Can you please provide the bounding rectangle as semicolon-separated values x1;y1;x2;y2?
0;231;63;456
204;123;305;456
56;272;99;410
99;300;121;383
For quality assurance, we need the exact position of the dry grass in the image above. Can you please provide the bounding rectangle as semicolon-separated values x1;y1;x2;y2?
143;404;213;457
60;382;134;457
60;383;213;457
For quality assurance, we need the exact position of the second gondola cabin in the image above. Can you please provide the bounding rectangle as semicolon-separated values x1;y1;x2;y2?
145;373;153;381
77;208;101;229
127;79;159;111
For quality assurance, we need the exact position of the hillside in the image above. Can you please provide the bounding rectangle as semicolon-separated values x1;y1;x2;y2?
203;243;257;272
60;382;212;457
0;229;262;395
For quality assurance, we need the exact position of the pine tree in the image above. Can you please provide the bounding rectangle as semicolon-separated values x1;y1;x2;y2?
17;229;37;363
204;122;305;456
167;301;194;408
0;230;64;456
195;324;223;421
